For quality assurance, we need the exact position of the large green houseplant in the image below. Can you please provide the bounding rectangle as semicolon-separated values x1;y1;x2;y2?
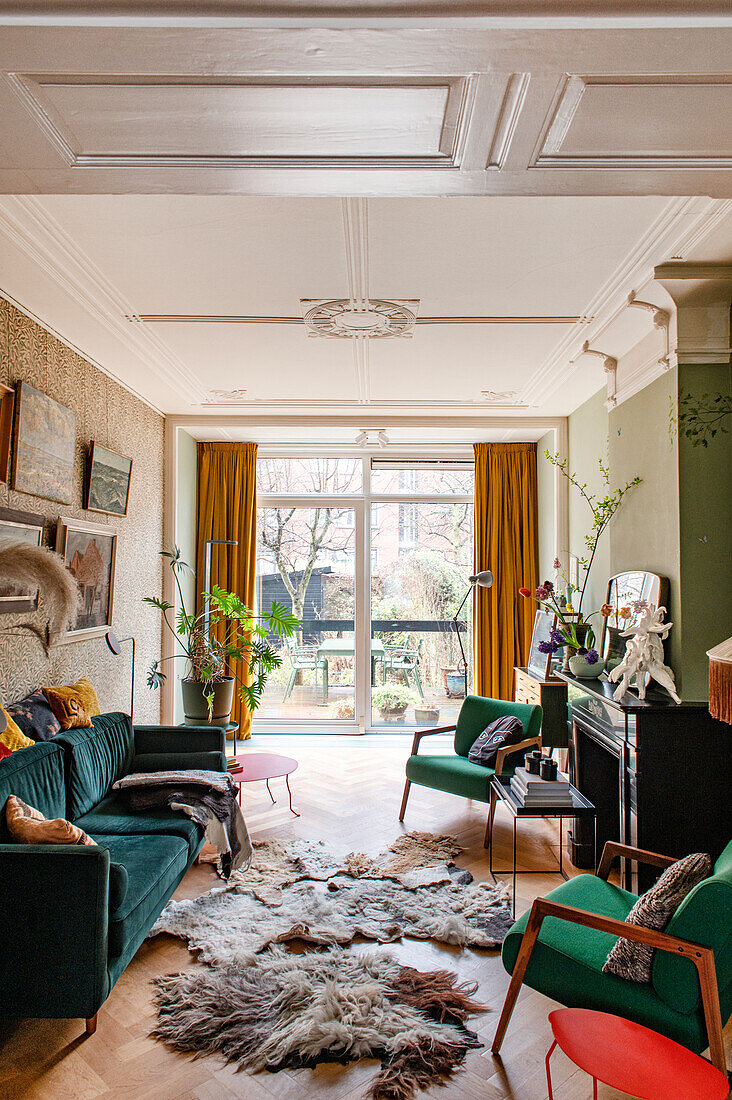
144;547;299;725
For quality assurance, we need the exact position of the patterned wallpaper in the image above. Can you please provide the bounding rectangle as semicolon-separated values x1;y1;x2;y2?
0;296;164;722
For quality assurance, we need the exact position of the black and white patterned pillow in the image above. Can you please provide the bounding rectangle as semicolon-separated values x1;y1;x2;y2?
602;852;711;983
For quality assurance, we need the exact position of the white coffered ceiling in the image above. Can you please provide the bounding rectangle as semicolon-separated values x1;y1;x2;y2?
0;6;730;428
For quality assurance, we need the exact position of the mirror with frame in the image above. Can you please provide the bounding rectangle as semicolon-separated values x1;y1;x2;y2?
601;571;669;672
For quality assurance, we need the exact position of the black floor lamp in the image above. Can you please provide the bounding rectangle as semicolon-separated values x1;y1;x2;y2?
106;630;136;722
452;571;493;697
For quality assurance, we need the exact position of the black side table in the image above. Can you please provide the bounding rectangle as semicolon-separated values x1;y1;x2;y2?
488;774;597;916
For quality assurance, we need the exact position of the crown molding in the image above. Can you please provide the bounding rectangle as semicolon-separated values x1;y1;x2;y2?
135;313;580;324
520;195;730;406
166;409;566;430
0;195;209;403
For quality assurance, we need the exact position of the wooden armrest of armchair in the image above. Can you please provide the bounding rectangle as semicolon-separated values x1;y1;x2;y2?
492;897;726;1075
597;841;678;882
409;725;456;755
494;735;541;776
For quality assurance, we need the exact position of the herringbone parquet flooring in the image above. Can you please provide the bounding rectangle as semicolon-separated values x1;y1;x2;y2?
1;734;729;1100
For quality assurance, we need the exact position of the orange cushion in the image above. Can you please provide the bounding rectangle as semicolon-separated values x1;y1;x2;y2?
42;689;93;731
5;795;96;846
42;676;100;719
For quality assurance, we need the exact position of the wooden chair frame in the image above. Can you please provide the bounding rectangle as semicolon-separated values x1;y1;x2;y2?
491;840;727;1076
399;724;542;848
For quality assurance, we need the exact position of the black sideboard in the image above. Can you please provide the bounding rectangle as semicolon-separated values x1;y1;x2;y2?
556;671;732;893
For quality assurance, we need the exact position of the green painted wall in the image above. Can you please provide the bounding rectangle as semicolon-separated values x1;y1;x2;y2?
536;429;556;585
567;388;612;616
609;370;681;681
676;361;732;700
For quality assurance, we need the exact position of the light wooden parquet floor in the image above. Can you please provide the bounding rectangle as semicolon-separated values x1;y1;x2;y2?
1;733;729;1100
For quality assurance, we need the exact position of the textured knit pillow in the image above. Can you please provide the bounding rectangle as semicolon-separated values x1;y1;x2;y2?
42;689;93;731
0;714;34;754
5;795;96;846
468;715;524;767
4;690;61;741
602;852;712;982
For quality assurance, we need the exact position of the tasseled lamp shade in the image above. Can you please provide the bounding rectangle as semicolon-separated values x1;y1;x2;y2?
707;637;732;725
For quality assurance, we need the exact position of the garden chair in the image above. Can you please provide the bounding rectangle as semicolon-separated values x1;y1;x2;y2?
382;633;425;700
399;694;542;847
492;839;732;1077
282;634;328;705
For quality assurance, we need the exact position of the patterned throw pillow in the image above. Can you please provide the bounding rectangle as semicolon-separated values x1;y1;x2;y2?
4;691;61;742
5;795;96;846
0;712;34;754
42;689;93;731
602;852;712;982
468;715;524;767
42;676;100;719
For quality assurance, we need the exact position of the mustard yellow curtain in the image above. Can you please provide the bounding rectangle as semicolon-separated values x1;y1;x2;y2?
473;442;539;701
197;442;258;739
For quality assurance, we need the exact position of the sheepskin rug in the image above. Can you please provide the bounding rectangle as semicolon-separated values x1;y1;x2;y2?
152;947;486;1100
150;868;512;964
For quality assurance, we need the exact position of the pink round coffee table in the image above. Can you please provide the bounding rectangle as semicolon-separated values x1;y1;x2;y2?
229;752;299;816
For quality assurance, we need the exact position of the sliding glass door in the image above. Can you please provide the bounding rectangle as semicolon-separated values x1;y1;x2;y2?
255;455;473;731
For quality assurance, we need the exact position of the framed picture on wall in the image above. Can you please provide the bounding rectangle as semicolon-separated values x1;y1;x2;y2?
56;516;116;642
12;382;76;504
0;382;14;483
84;442;133;516
0;506;44;614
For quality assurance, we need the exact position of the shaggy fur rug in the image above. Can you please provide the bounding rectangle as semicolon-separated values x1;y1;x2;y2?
152;947;486;1100
150;870;512;964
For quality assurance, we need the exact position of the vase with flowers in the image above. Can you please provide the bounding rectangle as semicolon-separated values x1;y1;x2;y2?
520;581;610;676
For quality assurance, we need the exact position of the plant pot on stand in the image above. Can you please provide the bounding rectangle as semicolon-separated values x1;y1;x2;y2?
181;676;235;726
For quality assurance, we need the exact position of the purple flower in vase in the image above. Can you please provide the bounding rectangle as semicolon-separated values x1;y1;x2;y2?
538;640;559;655
550;629;566;646
584;648;600;665
553;557;561;571
535;584;550;600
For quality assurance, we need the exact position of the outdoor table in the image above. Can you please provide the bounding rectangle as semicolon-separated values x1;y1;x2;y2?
315;637;386;700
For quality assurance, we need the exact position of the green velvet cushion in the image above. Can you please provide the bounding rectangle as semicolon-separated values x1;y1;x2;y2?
131;751;226;774
501;873;709;1052
0;742;67;840
90;833;188;957
653;839;732;1019
133;725;226;758
406;753;498;802
453;694;542;758
73;792;203;857
58;713;135;819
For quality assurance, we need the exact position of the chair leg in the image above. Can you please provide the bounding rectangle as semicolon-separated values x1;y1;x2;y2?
399;779;411;822
492;901;544;1054
697;947;728;1075
85;1014;97;1037
282;669;296;702
484;788;497;849
545;1039;557;1100
414;667;424;702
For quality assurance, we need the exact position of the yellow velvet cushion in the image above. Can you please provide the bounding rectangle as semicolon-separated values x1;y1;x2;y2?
5;795;96;846
42;689;93;731
43;676;100;718
0;712;34;752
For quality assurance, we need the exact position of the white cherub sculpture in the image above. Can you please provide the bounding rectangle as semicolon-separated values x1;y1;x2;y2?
607;605;681;704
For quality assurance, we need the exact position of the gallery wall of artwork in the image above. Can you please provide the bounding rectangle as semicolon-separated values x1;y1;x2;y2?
0;295;165;721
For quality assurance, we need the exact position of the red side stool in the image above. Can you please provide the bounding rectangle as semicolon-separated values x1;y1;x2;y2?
545;1008;729;1100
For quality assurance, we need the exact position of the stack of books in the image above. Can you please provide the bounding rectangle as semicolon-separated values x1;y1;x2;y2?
510;766;574;808
226;758;243;774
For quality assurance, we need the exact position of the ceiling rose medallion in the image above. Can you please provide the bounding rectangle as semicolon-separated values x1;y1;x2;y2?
300;299;419;339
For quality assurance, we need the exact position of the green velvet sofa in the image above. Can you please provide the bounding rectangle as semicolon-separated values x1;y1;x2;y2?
493;839;732;1076
0;712;226;1035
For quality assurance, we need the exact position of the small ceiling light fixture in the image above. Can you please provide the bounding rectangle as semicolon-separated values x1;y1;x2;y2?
355;430;389;448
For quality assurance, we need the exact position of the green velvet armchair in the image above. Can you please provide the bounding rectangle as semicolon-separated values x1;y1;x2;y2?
492;839;732;1076
399;694;543;847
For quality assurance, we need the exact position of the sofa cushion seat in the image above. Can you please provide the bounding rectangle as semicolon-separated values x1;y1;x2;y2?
91;833;188;957
406;753;505;802
74;792;203;857
502;873;709;1052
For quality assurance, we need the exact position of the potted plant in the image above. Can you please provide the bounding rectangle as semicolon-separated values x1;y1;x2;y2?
372;684;419;722
144;547;299;725
414;702;440;725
